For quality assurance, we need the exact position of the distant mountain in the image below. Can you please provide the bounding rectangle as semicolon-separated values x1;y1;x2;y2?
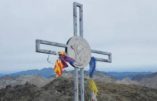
5;68;55;78
1;68;153;80
132;72;157;80
1;68;113;80
106;72;152;80
0;74;5;77
133;72;157;89
0;74;3;77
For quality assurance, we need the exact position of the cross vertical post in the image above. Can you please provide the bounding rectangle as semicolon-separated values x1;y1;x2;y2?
73;2;84;101
73;2;79;101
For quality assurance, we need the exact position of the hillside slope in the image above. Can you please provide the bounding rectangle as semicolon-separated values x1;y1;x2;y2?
0;77;157;101
0;75;52;89
134;73;157;89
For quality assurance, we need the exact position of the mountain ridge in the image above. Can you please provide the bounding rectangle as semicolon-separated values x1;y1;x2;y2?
1;67;153;80
2;68;54;78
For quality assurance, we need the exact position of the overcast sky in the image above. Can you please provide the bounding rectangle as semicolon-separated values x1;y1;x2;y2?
0;0;157;73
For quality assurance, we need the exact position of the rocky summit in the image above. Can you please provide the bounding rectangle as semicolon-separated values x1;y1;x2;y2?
0;77;157;101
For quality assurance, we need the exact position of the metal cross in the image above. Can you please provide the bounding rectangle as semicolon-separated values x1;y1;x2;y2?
35;2;112;101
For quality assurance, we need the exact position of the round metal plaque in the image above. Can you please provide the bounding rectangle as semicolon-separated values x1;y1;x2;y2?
66;36;91;68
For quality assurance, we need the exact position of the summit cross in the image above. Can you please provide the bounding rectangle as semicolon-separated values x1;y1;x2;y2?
35;2;112;101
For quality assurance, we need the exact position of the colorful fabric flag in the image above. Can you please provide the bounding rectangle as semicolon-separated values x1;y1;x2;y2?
59;57;68;68
89;57;96;78
53;51;75;77
54;59;66;77
88;79;98;96
88;57;98;101
59;51;75;66
60;55;75;66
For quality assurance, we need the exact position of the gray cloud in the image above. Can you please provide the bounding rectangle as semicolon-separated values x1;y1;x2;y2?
0;0;157;73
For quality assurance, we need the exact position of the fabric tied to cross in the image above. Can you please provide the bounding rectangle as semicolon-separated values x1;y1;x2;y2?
88;79;98;96
53;51;75;77
88;57;98;101
54;59;67;77
91;92;97;101
89;57;96;78
59;52;75;67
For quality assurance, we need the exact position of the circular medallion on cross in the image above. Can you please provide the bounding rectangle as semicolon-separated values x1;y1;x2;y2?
66;36;91;68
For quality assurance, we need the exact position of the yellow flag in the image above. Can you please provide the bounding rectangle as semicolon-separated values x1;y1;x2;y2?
88;79;98;95
54;60;64;77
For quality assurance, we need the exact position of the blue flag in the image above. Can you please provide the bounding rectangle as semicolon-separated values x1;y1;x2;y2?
89;57;96;78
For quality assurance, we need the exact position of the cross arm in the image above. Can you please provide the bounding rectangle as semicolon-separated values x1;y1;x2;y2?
36;39;112;63
36;39;67;55
91;49;112;63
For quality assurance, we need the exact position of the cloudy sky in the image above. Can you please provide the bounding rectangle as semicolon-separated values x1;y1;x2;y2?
0;0;157;73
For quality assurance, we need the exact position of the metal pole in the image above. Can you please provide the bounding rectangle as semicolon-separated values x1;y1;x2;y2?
79;3;85;101
73;2;77;36
79;4;83;38
80;68;84;101
74;68;79;101
73;2;85;101
73;2;79;101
